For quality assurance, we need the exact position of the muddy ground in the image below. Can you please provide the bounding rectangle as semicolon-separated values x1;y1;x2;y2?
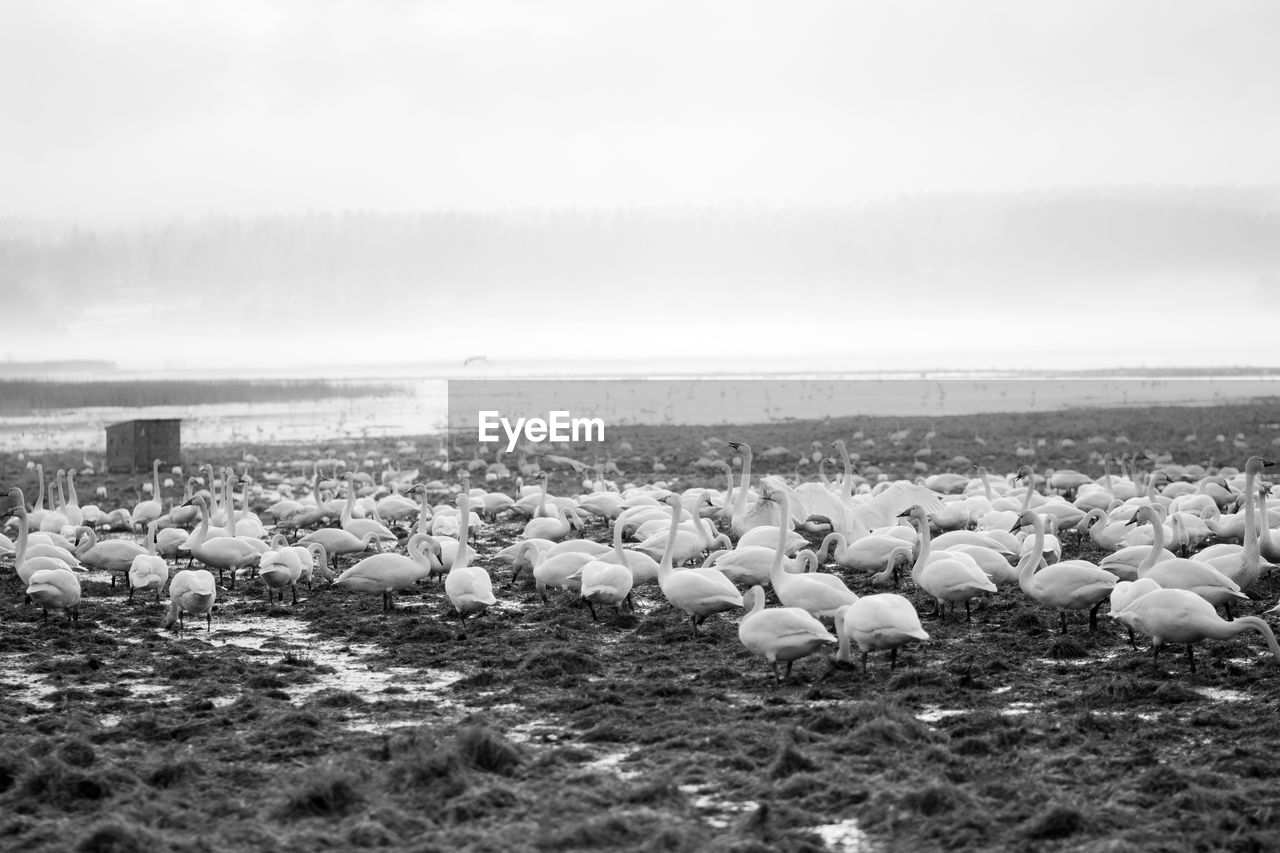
3;402;1280;853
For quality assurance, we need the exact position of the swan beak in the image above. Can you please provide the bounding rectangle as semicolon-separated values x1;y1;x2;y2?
1263;459;1276;467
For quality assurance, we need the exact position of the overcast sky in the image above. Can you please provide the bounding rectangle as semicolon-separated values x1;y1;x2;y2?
2;2;1278;375
3;1;1278;223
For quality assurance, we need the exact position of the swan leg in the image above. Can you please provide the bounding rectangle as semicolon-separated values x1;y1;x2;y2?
861;652;869;675
1186;645;1196;674
1152;643;1160;671
784;660;794;681
1089;599;1105;631
291;584;298;605
1059;612;1069;635
1224;600;1234;622
771;661;781;683
586;600;598;622
890;648;898;670
1128;627;1137;650
41;607;48;623
205;610;211;633
690;614;700;638
128;586;135;602
965;600;972;622
625;592;634;611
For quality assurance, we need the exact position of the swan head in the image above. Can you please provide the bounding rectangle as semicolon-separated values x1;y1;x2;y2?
897;504;927;524
1010;509;1040;532
1245;456;1275;474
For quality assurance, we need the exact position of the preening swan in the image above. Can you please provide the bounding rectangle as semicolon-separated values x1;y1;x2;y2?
834;585;930;674
128;521;169;603
1112;587;1280;673
27;567;81;624
164;569;218;632
737;585;837;682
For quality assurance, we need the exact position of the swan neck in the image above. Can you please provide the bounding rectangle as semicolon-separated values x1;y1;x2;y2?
1138;512;1164;573
910;515;931;584
1016;514;1044;591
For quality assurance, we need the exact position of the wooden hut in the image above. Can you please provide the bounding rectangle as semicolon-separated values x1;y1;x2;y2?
106;419;181;474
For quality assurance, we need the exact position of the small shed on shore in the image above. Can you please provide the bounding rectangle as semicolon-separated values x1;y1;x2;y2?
106;419;181;474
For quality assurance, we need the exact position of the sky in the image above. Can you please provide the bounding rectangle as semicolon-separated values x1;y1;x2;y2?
2;1;1278;372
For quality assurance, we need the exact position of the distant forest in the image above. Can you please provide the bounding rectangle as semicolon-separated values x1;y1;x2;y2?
3;187;1277;323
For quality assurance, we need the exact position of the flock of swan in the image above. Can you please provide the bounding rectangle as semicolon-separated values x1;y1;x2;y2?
4;442;1280;682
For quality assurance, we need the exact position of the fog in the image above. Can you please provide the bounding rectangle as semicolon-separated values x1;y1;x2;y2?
2;2;1278;372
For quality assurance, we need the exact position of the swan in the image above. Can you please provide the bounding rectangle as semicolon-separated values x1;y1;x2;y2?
62;469;84;528
900;505;996;621
655;494;743;637
702;545;810;588
1076;508;1130;551
1012;510;1117;633
737;584;836;682
182;496;261;589
532;548;595;600
5;505;74;605
130;458;165;530
1127;505;1248;617
340;473;398;542
74;527;148;589
1098;542;1177;582
333;532;437;611
574;559;634;621
939;543;1020;586
1256;487;1280;565
1113;587;1280;673
834;583;930;674
39;470;71;533
444;493;497;629
737;524;807;554
296;527;383;572
1109;577;1162;648
1199;456;1272;592
4;488;80;568
522;503;585;542
128;521;169;603
768;494;858;619
815;529;916;572
634;505;730;564
259;538;306;605
164;569;218;632
27;567;81;624
596;518;660;587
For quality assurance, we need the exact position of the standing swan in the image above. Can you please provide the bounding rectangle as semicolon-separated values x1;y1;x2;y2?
1112;587;1280;673
1012;510;1118;634
164;569;218;633
768;493;858;619
834;579;930;674
737;585;837;682
27;567;82;624
128;521;169;603
333;532;437;611
900;505;997;621
444;492;497;630
655;494;744;637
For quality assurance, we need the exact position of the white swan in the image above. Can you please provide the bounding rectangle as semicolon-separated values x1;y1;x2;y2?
164;569;218;632
655;494;743;637
1199;455;1272;593
575;559;634;622
901;505;996;621
333;532;437;611
834;589;929;673
768;494;858;619
1112;587;1280;673
444;493;497;629
1012;510;1117;634
1127;505;1248;617
737;585;836;682
27;567;81;624
128;521;169;603
130;458;165;530
1108;577;1162;648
